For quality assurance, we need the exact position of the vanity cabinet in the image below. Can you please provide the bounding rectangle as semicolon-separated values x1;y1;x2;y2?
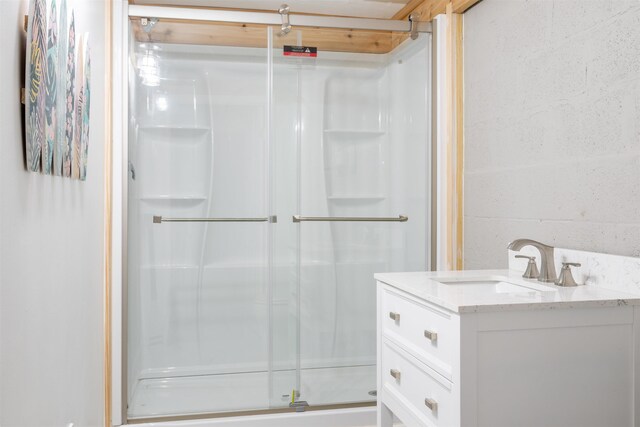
376;280;640;427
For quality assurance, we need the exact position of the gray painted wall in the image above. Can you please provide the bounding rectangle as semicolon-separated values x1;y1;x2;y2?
464;0;640;269
0;0;105;424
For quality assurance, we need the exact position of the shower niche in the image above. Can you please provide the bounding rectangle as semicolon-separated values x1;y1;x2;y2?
126;25;430;420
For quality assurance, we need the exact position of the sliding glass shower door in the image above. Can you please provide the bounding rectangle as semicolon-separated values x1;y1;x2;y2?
272;31;430;407
126;24;285;418
126;20;430;421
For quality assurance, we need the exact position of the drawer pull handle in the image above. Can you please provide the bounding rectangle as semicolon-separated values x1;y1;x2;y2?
424;330;438;342
425;398;438;412
389;312;400;321
389;369;401;380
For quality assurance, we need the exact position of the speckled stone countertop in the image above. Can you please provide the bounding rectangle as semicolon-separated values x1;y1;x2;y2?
375;269;640;313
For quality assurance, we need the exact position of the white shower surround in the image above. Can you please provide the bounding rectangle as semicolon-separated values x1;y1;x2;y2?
112;7;429;425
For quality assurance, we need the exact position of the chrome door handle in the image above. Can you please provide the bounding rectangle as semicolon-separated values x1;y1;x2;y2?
293;215;408;222
425;398;438;412
389;312;400;321
424;330;438;342
389;369;401;380
153;215;274;223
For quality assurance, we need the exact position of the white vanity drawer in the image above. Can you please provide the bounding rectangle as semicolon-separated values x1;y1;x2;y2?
381;339;454;427
381;285;458;381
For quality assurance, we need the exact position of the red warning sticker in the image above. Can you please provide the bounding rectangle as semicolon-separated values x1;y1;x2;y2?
283;45;318;57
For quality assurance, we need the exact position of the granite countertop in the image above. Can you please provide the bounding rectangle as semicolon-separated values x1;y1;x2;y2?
374;269;640;313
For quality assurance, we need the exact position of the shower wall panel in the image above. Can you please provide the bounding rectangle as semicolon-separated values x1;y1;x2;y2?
127;36;430;419
129;52;271;384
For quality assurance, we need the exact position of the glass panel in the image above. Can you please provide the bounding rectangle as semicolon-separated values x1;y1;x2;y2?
127;22;275;419
269;26;301;409
272;30;431;406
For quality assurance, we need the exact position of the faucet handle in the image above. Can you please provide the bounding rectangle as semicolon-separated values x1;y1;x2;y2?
515;255;539;279
563;262;581;267
556;262;582;287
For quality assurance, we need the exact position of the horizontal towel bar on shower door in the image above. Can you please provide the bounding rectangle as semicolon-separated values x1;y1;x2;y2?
292;215;408;223
153;215;273;223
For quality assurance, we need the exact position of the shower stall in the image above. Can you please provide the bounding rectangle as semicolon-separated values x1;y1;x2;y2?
120;5;432;423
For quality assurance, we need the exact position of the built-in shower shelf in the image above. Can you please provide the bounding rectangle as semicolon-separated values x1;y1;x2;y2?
140;264;200;270
140;195;207;202
327;194;386;201
137;126;211;147
138;125;211;133
323;129;386;137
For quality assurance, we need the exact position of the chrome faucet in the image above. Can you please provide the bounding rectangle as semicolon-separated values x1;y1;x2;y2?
507;239;557;283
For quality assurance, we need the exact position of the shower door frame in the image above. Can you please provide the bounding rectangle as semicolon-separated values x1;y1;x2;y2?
111;2;437;424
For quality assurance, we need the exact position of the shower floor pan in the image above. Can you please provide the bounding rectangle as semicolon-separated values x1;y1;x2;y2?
128;364;376;420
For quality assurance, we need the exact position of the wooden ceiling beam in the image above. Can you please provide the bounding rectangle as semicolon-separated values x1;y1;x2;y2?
392;0;426;20
394;0;481;20
132;19;394;54
452;0;482;13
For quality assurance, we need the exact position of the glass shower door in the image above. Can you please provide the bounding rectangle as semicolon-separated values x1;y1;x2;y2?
271;30;431;407
127;24;289;419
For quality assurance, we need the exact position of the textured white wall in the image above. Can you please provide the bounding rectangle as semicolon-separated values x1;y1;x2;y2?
0;0;105;425
464;0;640;269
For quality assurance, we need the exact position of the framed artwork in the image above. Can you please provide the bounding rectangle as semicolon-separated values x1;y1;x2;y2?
53;0;67;176
25;0;90;179
72;32;83;179
44;0;57;174
80;36;90;181
25;0;47;172
62;10;75;177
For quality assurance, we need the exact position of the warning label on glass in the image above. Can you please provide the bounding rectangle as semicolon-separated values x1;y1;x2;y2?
283;45;318;57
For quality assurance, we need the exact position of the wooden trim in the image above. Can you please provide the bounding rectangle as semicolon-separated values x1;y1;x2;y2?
130;0;483;21
444;5;464;270
453;0;482;13
437;3;464;271
128;1;483;54
453;11;463;270
104;0;113;425
404;0;450;22
430;18;439;271
445;3;454;270
394;0;481;20
392;0;426;20
131;19;395;54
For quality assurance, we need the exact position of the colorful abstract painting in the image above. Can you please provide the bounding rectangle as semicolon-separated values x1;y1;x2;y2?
53;0;67;176
62;10;75;177
25;0;47;172
44;0;58;175
80;36;90;181
72;33;84;179
25;1;90;180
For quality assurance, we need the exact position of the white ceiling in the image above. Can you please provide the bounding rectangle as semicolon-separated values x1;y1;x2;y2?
133;0;411;19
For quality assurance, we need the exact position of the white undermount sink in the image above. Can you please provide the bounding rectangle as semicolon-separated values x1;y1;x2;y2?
432;276;557;293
